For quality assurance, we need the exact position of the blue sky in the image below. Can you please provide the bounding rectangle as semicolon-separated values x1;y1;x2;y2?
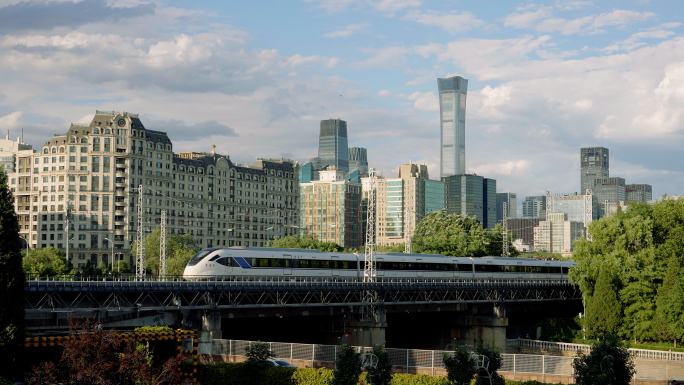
1;0;683;208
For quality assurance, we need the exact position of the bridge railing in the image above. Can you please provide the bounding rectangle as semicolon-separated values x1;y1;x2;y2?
508;338;684;361
213;339;684;382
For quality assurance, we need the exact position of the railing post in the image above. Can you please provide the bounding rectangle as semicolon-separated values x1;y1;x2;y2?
513;354;516;380
542;354;545;383
290;343;293;361
431;350;435;376
406;348;409;373
312;344;315;368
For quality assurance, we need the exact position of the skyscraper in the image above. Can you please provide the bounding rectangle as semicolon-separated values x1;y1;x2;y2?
522;196;546;218
496;193;517;222
580;147;609;194
318;119;349;174
443;174;496;229
347;147;368;182
438;76;468;179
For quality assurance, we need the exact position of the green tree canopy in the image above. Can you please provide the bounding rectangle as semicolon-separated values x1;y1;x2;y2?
332;342;361;385
267;234;344;252
572;334;635;385
411;210;518;257
586;266;622;338
570;198;684;342
443;345;476;385
22;247;71;276
131;227;200;276
0;170;24;378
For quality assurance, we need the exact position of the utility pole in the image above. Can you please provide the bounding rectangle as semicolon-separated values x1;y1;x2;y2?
502;202;509;257
160;210;167;277
363;168;377;322
136;185;146;281
404;206;413;254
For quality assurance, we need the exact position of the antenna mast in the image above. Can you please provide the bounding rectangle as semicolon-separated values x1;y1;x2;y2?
364;168;377;282
502;202;509;257
136;185;146;280
404;206;413;254
160;210;167;277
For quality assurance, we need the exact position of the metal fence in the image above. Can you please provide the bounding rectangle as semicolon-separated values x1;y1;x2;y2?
213;339;684;382
509;339;684;361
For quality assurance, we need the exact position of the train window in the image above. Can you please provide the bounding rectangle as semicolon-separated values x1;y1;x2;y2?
216;257;232;267
320;261;330;268
187;249;216;266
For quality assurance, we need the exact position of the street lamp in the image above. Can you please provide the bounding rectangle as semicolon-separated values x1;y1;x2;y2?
104;237;115;273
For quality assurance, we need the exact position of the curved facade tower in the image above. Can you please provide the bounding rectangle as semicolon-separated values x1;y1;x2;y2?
438;76;468;179
318;119;349;173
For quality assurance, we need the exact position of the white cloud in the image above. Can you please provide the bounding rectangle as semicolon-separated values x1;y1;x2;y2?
470;160;532;176
504;6;553;29
322;23;370;38
0;111;23;129
504;7;656;35
604;23;681;52
407;91;438;111
378;90;392;97
374;0;421;13
403;10;485;33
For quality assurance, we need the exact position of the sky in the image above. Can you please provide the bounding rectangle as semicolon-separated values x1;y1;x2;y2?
1;0;683;209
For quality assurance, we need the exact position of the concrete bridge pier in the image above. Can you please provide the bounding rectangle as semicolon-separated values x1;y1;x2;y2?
458;303;508;350
198;311;222;355
348;307;387;347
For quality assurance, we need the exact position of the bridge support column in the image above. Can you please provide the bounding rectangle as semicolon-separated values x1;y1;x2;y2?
348;307;386;347
459;303;508;350
198;311;222;355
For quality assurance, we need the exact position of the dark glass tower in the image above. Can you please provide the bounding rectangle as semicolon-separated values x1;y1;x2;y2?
580;147;609;194
438;76;468;179
318;119;349;173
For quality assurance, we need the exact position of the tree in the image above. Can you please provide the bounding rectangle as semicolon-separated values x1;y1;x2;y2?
572;334;635;385
367;345;393;385
267;234;344;252
586;266;622;338
474;345;504;385
22;247;71;276
0;170;24;378
131;227;200;275
443;345;476;385
25;318;181;385
244;341;276;366
411;210;518;257
332;342;361;385
655;257;684;346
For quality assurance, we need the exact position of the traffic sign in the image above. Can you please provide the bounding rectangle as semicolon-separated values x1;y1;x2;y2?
342;333;350;344
93;322;104;333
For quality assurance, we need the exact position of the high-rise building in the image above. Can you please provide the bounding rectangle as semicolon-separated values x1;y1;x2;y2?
496;193;517;222
533;213;585;257
592;177;626;217
318;119;349;174
580;147;609;194
5;111;300;269
443;174;496;229
299;168;363;249
347;147;368;183
626;184;653;203
548;191;598;231
438;76;468;179
507;217;541;250
375;163;445;245
522;195;546;218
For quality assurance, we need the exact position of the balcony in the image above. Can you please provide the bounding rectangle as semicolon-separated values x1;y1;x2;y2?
115;171;126;178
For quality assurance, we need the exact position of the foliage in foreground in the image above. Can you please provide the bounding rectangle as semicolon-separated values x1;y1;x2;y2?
474;345;504;385
333;343;362;385
570;198;684;343
443;345;476;385
268;234;345;252
572;334;635;385
25;318;181;385
131;226;201;275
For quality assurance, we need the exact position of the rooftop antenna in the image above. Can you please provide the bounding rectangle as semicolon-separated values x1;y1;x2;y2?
21;128;24;143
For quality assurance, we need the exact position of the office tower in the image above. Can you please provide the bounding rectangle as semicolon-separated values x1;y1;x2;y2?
443;174;496;229
6;111;299;268
347;147;368;183
375;163;445;245
496;193;517;222
580;147;609;194
533;213;585;257
592;177;626;217
626;184;653;203
299;169;363;249
522;195;546;218
318;119;349;174
548;191;598;235
438;76;468;179
506;217;541;249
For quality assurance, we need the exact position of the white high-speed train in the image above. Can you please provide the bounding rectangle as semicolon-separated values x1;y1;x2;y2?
182;247;575;280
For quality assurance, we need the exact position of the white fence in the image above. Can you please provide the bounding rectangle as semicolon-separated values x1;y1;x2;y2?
509;339;684;361
211;339;684;382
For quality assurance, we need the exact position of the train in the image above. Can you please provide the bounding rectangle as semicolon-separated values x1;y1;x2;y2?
182;246;576;280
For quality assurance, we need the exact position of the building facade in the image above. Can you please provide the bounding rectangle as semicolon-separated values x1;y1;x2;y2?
7;111;299;269
522;195;546;218
533;213;585;257
548;191;598;229
443;174;496;229
496;192;517;222
626;184;653;203
318;119;349;174
580;147;609;194
506;217;541;250
299;168;363;249
375;163;445;245
347;147;368;183
438;76;467;179
592;177;626;217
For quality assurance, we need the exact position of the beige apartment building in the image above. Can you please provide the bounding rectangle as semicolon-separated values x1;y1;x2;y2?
374;163;445;245
299;168;363;249
533;213;585;257
4;111;298;269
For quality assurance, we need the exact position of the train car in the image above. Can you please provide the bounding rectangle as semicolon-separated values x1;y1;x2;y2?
183;246;575;281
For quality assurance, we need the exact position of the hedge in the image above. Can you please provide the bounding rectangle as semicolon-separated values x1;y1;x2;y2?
189;363;563;385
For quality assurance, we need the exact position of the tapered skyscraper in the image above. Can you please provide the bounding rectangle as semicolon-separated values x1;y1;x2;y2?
438;76;468;179
318;119;349;173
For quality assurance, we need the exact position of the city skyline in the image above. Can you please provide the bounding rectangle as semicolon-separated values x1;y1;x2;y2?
0;1;683;201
